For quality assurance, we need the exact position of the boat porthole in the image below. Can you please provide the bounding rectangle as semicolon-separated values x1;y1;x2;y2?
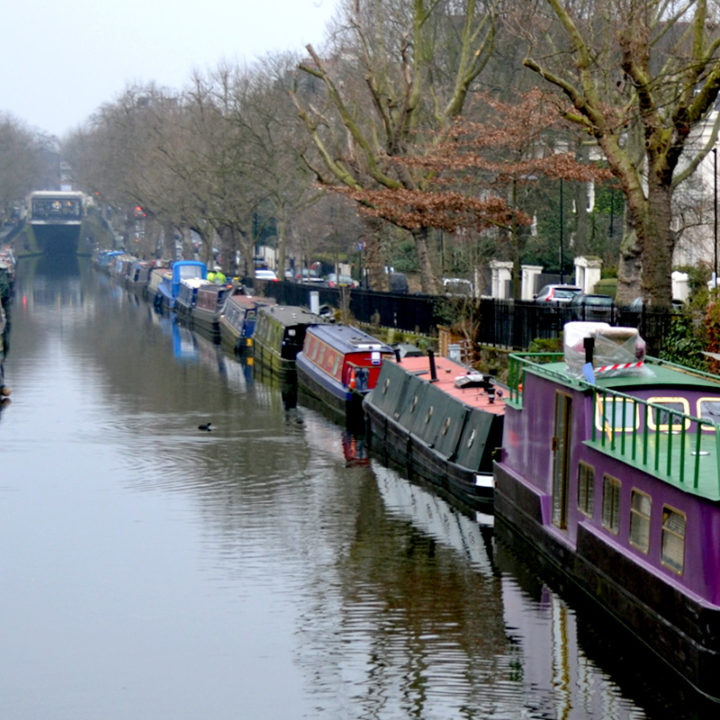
467;429;476;448
411;395;419;412
441;417;451;435
425;406;434;424
383;378;390;395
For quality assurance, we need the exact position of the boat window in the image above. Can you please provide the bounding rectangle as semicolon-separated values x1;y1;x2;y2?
601;474;621;534
697;398;720;428
425;406;434;424
647;397;690;432
661;505;686;574
410;395;419;412
332;355;340;377
382;378;390;395
467;429;476;448
371;350;381;365
577;462;594;516
629;489;651;553
595;396;639;432
441;417;451;436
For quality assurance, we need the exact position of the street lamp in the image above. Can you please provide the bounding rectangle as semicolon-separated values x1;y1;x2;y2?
559;178;564;284
714;147;717;289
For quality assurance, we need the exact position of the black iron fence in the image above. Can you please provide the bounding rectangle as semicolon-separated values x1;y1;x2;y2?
252;279;675;354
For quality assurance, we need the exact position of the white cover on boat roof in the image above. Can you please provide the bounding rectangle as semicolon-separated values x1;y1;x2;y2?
181;277;209;288
563;322;648;377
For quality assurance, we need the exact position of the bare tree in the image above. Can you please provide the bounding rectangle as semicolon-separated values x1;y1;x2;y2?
521;0;720;306
292;0;497;293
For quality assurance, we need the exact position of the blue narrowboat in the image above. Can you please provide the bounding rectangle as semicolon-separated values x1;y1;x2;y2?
494;321;720;699
364;352;505;509
296;324;394;426
153;260;207;313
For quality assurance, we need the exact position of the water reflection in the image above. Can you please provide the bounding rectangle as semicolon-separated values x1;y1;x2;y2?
1;260;715;718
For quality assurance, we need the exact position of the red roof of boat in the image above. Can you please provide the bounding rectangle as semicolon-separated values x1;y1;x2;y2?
394;355;505;415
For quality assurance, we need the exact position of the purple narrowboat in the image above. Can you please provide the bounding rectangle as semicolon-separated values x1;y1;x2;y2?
494;321;720;700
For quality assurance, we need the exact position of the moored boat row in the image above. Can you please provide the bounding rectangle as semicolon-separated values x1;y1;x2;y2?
94;250;720;699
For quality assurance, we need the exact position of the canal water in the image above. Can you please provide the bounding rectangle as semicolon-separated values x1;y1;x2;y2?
0;258;715;719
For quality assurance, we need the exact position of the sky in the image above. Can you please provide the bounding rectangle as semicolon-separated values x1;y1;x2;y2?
0;0;340;138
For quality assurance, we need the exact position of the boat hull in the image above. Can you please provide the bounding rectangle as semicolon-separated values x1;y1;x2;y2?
494;460;720;698
363;357;503;510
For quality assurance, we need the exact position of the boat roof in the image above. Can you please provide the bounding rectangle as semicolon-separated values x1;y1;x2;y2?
527;357;720;393
227;293;276;309
258;305;326;327
306;324;393;355
396;355;505;415
512;353;720;500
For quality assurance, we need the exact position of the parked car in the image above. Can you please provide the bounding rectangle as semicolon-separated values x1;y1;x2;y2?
325;273;358;288
534;284;583;304
255;269;279;282
568;293;616;322
443;277;473;297
295;268;324;284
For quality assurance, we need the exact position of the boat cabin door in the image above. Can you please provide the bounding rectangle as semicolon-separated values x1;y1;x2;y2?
551;392;572;530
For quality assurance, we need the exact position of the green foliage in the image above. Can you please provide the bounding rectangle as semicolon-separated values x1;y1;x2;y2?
389;240;419;273
659;310;708;370
593;278;617;297
528;335;563;353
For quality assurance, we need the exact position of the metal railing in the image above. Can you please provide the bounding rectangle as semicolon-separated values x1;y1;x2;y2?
507;352;720;494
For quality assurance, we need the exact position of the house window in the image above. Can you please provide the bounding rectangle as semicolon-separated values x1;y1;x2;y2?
602;474;621;534
661;506;686;574
629;489;651;553
577;462;594;516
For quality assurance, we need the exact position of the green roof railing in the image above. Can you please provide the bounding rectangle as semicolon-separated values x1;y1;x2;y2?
508;352;720;498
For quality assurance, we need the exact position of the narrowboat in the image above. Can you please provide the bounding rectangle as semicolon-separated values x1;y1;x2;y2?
493;321;720;700
191;281;234;340
296;324;394;426
147;267;172;304
252;304;326;377
127;260;155;295
153;260;207;313
363;352;505;510
174;277;209;325
218;292;275;356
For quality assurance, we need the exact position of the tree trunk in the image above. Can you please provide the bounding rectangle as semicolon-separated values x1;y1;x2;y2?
413;227;439;294
615;228;642;305
641;181;674;307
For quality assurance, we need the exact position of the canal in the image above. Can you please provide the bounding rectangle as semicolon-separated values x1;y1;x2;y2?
0;258;714;719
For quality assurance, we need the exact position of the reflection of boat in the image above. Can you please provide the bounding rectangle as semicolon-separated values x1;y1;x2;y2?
253;305;326;378
364;352;505;510
171;320;197;361
373;459;493;573
219;292;275;356
296;324;394;427
494;322;720;700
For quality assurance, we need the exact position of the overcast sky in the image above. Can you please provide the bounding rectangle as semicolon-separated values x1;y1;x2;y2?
1;0;339;138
